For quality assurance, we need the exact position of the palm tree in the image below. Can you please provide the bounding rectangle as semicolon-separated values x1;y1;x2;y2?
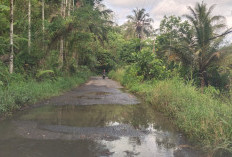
9;0;14;74
121;21;136;39
88;3;113;45
185;2;232;91
127;8;153;39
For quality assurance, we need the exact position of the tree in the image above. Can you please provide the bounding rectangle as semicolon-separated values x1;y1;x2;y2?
157;15;193;65
9;0;14;73
0;3;9;57
185;2;232;91
127;8;153;39
28;0;31;54
120;21;136;39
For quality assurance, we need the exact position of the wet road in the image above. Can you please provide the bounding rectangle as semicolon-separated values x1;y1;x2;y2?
0;77;204;157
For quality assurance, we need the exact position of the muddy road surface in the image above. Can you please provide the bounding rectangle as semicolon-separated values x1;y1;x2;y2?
0;77;204;157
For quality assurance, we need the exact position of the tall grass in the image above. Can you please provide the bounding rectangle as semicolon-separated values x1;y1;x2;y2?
109;69;232;157
0;71;91;115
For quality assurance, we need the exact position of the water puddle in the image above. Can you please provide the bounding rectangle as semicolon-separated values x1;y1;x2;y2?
74;92;111;99
0;104;203;157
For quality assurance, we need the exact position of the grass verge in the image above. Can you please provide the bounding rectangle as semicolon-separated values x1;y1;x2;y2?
0;71;91;116
109;68;232;157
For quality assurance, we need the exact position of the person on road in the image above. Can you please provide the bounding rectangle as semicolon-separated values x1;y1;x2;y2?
102;69;106;79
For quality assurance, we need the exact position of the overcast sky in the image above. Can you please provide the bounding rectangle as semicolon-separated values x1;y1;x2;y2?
103;0;232;42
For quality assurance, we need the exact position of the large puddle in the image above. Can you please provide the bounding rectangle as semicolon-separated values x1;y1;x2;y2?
0;104;203;157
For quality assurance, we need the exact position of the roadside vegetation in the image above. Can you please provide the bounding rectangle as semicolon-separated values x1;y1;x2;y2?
0;0;232;156
0;0;112;114
109;68;232;157
108;2;232;156
0;66;91;115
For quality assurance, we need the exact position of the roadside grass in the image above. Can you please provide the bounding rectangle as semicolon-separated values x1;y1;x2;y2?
0;71;91;116
109;68;232;157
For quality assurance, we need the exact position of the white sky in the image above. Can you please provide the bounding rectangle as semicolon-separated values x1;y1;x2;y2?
103;0;232;43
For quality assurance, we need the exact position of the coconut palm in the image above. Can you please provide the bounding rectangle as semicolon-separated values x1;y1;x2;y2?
120;21;136;39
127;8;153;39
184;2;232;91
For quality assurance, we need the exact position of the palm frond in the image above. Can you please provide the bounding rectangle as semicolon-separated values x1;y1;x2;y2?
211;15;225;22
208;4;216;13
187;6;198;22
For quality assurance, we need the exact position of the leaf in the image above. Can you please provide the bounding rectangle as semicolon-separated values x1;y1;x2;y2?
36;70;54;78
220;117;231;127
0;5;10;11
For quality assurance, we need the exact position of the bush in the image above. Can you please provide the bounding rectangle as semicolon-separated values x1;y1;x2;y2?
110;68;232;157
0;69;91;115
133;48;170;80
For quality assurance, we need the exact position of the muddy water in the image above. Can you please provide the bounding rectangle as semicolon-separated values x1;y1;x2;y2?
0;77;203;157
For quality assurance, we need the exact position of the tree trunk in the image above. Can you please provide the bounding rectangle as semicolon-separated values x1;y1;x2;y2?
200;75;205;93
59;0;65;68
68;0;71;16
61;0;64;16
73;0;75;11
28;0;31;54
9;0;14;74
200;70;206;93
42;0;45;32
63;0;66;17
59;36;64;68
199;49;205;93
42;0;45;51
63;41;68;71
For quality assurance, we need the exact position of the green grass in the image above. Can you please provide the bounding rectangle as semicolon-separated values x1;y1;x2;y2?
0;71;91;116
109;68;232;157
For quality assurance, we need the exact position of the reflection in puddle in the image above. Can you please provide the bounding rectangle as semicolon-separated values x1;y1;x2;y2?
75;92;111;99
87;92;111;96
0;104;203;157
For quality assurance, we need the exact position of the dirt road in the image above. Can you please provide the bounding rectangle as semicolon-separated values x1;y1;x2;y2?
0;77;203;157
41;76;139;106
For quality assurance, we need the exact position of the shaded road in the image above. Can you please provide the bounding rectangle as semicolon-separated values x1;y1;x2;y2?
0;77;204;157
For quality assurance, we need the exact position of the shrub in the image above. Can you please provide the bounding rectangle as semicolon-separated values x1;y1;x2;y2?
133;48;170;80
110;68;232;156
0;69;91;115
